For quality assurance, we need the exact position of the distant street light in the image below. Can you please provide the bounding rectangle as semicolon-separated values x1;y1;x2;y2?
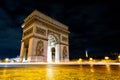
118;55;120;62
89;58;93;61
78;58;82;62
5;58;9;62
105;56;109;60
118;55;120;59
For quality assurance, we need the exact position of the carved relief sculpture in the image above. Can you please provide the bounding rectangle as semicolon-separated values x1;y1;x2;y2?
63;46;67;59
36;40;44;56
62;36;68;42
36;27;46;36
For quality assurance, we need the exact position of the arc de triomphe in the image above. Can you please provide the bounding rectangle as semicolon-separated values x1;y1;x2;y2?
19;10;69;63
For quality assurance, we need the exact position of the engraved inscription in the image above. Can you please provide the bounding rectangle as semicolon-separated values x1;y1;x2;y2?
36;27;46;36
62;36;68;42
36;20;69;35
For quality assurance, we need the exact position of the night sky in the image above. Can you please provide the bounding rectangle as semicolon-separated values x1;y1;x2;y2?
0;0;120;59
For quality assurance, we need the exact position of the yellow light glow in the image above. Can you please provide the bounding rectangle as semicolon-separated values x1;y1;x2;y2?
118;55;120;62
85;51;88;58
106;64;111;72
78;58;82;62
118;55;120;59
5;58;9;62
90;64;94;72
105;56;109;60
89;58;93;61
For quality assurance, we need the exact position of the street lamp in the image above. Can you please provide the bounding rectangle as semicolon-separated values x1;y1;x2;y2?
105;56;109;60
118;55;120;62
78;58;82;62
89;57;93;61
5;58;9;63
118;55;120;59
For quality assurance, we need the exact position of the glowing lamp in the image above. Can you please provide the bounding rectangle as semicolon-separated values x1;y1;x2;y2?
5;58;9;62
78;58;82;62
89;58;93;61
118;55;120;59
105;56;109;60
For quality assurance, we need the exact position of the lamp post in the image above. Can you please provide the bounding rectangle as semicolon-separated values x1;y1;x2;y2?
105;56;109;60
104;56;109;62
118;55;120;62
89;57;93;62
5;58;9;63
78;58;82;62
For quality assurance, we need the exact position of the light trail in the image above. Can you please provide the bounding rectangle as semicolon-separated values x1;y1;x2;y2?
0;62;120;67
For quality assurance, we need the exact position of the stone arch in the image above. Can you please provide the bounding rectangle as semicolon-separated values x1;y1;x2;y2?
19;10;69;62
48;33;59;46
36;40;44;56
47;33;60;62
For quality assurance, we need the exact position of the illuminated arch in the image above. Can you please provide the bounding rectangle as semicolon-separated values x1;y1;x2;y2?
48;34;59;46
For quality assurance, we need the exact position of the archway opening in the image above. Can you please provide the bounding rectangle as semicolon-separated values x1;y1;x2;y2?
47;34;59;62
51;47;55;62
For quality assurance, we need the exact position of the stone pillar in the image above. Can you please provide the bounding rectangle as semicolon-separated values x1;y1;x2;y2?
19;42;24;62
55;44;60;63
43;41;48;61
60;45;64;62
47;46;52;63
66;46;69;62
60;45;63;61
27;38;35;62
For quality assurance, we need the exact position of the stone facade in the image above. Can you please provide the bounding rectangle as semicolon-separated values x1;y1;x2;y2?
20;10;69;62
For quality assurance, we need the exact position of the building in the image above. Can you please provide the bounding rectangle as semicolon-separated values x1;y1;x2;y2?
19;10;69;62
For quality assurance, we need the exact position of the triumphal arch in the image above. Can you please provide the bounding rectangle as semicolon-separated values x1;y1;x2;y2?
19;10;69;62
